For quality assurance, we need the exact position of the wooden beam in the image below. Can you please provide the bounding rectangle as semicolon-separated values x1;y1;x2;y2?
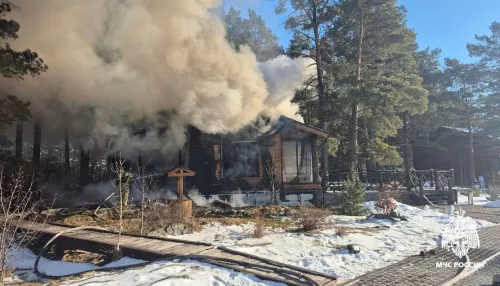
168;172;196;177
177;177;184;202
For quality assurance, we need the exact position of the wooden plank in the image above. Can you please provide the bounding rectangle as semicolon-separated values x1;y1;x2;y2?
156;244;211;256
123;238;180;251
17;221;335;286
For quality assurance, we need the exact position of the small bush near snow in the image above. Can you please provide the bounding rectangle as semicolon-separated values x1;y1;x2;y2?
144;202;200;234
250;209;266;238
372;198;407;221
338;170;367;216
472;188;482;197
375;199;397;216
293;206;331;231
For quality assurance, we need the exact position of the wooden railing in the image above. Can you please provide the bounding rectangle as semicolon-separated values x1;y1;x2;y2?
328;169;455;193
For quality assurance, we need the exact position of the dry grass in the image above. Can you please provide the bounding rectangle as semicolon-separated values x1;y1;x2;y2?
61;250;107;265
198;217;296;230
249;209;265;238
334;226;383;237
293;206;331;232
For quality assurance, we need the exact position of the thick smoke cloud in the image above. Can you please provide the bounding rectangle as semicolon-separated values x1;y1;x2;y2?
1;0;313;158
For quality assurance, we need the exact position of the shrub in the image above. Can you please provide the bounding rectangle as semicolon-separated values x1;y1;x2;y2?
375;198;397;216
143;201;200;233
293;206;331;231
338;169;367;216
471;188;482;197
250;209;265;238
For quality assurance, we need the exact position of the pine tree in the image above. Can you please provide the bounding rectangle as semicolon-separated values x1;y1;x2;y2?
467;21;500;93
224;7;284;61
443;59;485;186
0;1;48;131
273;0;336;191
338;169;366;215
468;22;500;141
0;1;48;80
330;0;428;169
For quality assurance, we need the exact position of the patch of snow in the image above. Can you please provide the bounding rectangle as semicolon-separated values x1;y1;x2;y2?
166;201;492;281
65;260;284;286
484;200;500;208
7;247;144;282
457;193;490;205
8;247;282;286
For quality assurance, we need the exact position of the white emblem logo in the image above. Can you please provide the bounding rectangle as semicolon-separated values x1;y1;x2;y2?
441;208;480;258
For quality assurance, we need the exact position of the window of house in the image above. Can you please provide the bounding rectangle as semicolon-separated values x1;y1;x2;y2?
282;139;313;183
222;141;259;178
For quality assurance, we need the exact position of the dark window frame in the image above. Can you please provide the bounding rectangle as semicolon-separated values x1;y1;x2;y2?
221;140;260;178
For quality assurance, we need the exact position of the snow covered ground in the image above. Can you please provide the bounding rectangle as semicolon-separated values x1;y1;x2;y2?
457;192;490;205
164;202;492;281
8;247;283;285
7;201;494;285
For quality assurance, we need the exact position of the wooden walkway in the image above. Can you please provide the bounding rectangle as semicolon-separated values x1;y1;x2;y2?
18;221;337;286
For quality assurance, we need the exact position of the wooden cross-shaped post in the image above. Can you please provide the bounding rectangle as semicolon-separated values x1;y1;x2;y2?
167;166;196;202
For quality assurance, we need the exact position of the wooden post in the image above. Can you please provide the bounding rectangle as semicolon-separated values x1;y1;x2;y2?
168;166;196;218
450;169;455;188
448;177;455;204
448;169;455;204
177;175;184;202
168;167;196;202
419;179;425;205
434;169;439;192
429;169;434;189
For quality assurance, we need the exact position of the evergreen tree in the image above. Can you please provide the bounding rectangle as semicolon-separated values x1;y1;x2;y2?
468;22;500;140
443;58;485;186
330;0;427;169
338;169;366;215
224;7;284;61
0;1;48;128
467;21;500;92
0;0;47;80
273;0;337;191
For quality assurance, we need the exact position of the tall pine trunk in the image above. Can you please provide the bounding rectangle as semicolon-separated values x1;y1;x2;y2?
466;100;475;187
349;6;364;170
402;115;412;191
33;123;41;165
64;127;70;173
312;6;329;192
15;123;23;159
79;147;90;189
47;143;53;162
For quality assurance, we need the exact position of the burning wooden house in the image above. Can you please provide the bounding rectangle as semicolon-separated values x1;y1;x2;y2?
103;116;328;195
187;116;328;193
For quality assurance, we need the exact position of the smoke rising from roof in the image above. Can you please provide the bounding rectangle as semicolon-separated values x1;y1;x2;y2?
1;0;314;157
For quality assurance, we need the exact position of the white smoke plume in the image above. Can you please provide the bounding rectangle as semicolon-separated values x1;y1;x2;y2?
259;55;315;122
1;0;313;158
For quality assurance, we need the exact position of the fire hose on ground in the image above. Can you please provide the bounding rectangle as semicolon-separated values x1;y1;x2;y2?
33;226;321;286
